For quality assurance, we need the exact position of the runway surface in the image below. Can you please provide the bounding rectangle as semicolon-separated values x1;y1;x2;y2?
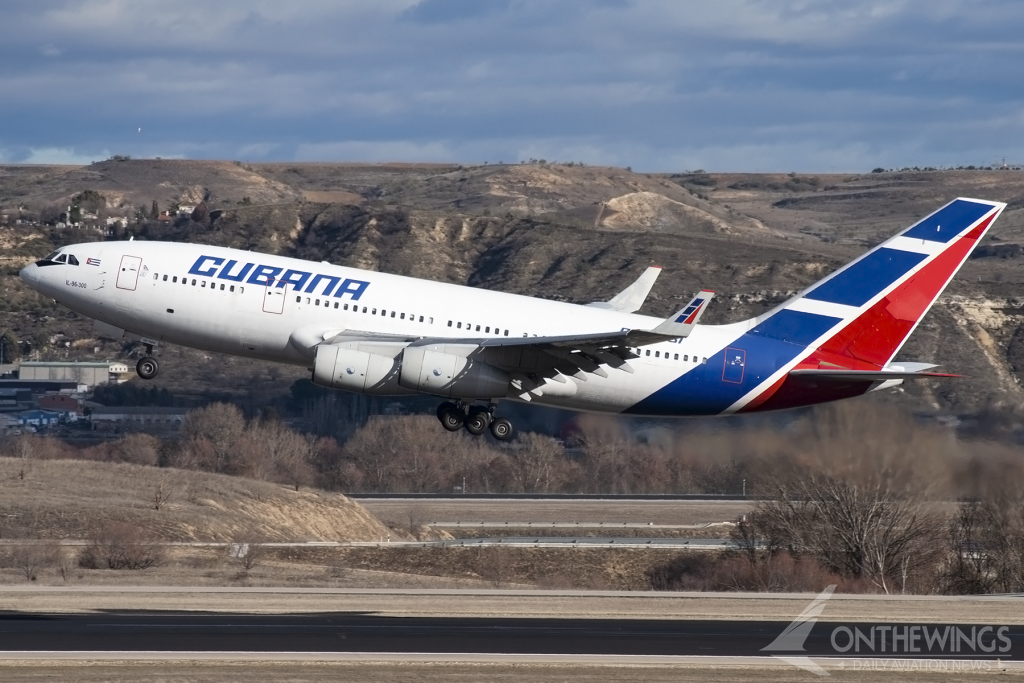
1;613;1021;658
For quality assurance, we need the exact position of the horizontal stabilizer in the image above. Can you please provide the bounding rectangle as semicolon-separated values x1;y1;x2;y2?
788;369;958;381
587;266;661;313
651;290;715;338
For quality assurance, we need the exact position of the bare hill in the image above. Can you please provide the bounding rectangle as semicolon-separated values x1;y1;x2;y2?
1;161;1023;417
0;457;395;542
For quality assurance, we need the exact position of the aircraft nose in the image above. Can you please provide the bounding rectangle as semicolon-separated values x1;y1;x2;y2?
19;262;38;285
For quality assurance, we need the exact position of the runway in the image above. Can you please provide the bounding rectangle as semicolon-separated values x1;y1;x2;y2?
1;613;1021;659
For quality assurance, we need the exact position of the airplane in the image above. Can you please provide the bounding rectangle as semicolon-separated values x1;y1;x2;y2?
20;197;1004;440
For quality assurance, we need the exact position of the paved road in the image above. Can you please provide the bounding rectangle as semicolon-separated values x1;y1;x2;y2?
0;613;1021;659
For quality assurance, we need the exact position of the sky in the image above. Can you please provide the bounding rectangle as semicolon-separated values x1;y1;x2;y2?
1;0;1022;171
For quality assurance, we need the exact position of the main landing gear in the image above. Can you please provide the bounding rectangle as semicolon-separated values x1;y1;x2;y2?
136;344;159;380
436;401;514;441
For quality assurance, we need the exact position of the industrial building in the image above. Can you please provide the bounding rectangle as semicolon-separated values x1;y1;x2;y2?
17;361;130;391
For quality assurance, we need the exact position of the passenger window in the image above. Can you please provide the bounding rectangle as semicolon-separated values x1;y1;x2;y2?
645;350;651;357
192;279;196;286
163;275;168;282
702;357;707;364
334;302;339;309
504;330;508;336
448;321;453;327
475;325;481;332
201;281;206;288
344;304;349;310
485;327;490;333
400;313;405;320
391;311;396;318
315;299;320;306
457;322;462;329
381;309;385;316
173;276;178;283
372;308;377;315
684;355;688;361
361;306;366;313
419;316;424;322
230;286;235;292
153;274;158;280
240;287;244;293
429;317;433;324
296;296;301;303
220;284;225;290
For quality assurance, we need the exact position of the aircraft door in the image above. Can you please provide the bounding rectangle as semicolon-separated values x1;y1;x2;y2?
262;279;287;314
116;255;143;291
722;347;745;384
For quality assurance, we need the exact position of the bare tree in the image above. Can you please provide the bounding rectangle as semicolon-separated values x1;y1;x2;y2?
476;545;512;588
178;403;247;473
79;523;164;570
506;433;563;493
8;542;60;582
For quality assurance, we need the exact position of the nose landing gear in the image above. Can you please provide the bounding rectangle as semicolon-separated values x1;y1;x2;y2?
435;401;514;441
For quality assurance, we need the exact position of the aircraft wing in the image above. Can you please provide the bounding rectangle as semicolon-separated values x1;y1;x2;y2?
586;266;661;313
315;293;717;399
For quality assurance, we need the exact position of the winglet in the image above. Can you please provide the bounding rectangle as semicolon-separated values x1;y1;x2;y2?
587;266;662;313
652;290;715;338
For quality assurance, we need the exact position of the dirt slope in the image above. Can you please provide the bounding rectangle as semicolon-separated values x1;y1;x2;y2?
0;457;395;542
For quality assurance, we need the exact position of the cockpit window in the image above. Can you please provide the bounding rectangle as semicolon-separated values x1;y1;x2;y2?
67;255;79;266
35;250;66;267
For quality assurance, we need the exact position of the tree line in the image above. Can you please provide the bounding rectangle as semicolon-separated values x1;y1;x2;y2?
3;399;1024;593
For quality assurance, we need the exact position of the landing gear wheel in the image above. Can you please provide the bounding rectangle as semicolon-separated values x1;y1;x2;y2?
465;408;491;436
436;401;457;421
136;356;159;380
489;417;513;441
438;405;465;432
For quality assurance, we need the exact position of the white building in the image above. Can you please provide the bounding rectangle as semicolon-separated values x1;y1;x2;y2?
18;361;130;390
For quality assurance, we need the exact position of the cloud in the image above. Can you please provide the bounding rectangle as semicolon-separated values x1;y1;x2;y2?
401;0;512;24
19;147;110;165
1;1;1023;170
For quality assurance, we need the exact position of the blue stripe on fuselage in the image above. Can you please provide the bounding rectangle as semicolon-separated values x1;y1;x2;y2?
901;199;992;243
803;248;927;307
625;310;841;416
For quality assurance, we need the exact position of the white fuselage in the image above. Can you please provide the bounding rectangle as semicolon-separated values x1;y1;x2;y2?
21;241;742;414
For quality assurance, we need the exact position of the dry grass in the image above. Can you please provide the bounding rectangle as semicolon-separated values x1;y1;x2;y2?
0;457;395;542
1;662;1019;683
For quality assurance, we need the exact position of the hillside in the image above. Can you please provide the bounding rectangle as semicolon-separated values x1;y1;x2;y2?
1;160;1023;420
0;457;395;542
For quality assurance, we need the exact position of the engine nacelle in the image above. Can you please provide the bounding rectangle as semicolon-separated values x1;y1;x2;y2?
312;343;415;395
399;346;510;399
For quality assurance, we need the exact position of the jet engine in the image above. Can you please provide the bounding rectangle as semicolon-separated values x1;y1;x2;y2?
312;343;415;395
399;345;509;399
